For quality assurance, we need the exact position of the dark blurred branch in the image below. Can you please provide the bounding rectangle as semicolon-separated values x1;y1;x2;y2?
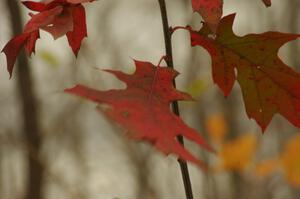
157;0;194;199
5;1;43;199
0;134;84;199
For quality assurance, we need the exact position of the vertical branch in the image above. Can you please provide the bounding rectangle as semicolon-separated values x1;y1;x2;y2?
5;1;43;199
157;1;194;199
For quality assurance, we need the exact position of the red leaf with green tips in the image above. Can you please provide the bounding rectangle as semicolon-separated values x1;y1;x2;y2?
65;60;213;168
187;14;300;131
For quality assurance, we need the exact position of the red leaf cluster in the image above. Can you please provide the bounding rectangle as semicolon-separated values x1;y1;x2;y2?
2;0;94;77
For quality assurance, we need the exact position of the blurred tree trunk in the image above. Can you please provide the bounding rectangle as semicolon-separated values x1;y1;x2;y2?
5;1;44;199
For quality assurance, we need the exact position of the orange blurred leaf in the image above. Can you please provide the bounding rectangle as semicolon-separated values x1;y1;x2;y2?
255;159;280;177
217;134;257;171
280;134;300;187
206;113;228;144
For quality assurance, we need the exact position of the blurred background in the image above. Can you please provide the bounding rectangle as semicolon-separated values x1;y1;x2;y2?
0;0;300;198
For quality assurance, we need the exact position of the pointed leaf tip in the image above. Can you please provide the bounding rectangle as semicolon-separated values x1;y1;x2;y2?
1;33;30;78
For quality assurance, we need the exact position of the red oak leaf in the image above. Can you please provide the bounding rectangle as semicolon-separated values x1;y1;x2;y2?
65;60;213;168
191;0;223;33
186;14;300;131
262;0;271;7
2;0;94;77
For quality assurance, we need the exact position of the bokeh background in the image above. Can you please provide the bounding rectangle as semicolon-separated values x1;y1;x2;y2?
1;0;300;199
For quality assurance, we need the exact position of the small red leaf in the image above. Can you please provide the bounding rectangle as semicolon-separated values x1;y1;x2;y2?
1;33;30;78
65;60;213;168
191;0;223;33
66;4;87;56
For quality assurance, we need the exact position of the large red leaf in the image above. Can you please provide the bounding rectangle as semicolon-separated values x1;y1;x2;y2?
186;14;300;131
191;0;223;33
2;0;93;77
65;60;213;168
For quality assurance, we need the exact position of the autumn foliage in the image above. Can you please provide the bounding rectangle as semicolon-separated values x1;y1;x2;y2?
66;60;213;167
1;0;300;171
186;14;300;131
206;113;300;187
2;0;93;77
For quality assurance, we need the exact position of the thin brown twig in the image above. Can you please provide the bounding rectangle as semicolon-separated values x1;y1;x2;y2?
157;0;194;199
